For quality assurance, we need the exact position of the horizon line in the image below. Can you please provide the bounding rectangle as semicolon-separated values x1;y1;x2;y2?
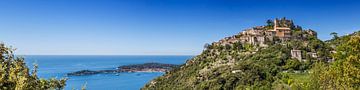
16;54;196;56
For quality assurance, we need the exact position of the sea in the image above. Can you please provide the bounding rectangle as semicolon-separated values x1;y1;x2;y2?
23;55;192;90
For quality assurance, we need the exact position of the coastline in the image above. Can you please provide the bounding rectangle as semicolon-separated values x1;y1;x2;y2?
67;63;179;76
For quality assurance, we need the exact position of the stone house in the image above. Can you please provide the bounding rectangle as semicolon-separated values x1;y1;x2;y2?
307;52;318;58
239;29;267;46
291;50;303;61
273;19;292;40
213;18;296;48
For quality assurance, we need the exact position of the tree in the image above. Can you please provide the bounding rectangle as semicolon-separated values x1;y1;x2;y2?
0;43;67;89
317;36;360;89
283;59;301;70
204;43;211;50
266;19;274;26
334;36;360;88
330;32;338;39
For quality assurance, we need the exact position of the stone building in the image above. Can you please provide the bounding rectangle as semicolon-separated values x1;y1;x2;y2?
263;19;292;41
213;18;296;48
272;19;291;39
291;50;302;61
307;52;318;58
239;28;266;46
304;29;317;38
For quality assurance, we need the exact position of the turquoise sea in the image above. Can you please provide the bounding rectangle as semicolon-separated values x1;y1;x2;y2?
24;55;192;90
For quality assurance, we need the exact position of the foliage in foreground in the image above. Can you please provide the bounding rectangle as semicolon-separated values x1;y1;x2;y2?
314;35;360;89
0;43;67;90
286;32;360;90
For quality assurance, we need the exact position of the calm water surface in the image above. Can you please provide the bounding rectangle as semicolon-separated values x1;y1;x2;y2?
24;55;191;90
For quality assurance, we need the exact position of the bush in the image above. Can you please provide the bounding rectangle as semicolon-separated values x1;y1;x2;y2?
0;43;67;90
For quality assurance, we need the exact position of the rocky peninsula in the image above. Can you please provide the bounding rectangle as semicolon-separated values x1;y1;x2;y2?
67;63;179;76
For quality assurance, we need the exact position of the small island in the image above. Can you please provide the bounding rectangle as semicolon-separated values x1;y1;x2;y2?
67;63;179;76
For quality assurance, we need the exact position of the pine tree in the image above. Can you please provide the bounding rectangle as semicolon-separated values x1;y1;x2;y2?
0;43;67;90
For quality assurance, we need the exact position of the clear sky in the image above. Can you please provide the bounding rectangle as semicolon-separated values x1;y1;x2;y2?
0;0;359;55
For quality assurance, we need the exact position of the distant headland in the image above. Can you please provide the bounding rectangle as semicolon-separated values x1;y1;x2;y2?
67;63;179;76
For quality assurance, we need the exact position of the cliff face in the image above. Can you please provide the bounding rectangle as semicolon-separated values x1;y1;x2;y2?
142;18;332;90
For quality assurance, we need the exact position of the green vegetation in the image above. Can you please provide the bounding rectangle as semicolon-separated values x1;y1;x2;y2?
0;43;67;90
330;32;339;39
285;31;360;90
142;19;360;90
316;34;360;89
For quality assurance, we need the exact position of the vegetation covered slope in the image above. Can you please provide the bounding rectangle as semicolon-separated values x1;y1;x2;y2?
142;19;360;90
0;43;67;90
311;31;360;89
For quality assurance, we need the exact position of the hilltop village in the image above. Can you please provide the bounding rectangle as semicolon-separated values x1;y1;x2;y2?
142;18;346;90
210;18;321;62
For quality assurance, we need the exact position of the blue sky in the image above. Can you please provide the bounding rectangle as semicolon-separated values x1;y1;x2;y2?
0;0;359;55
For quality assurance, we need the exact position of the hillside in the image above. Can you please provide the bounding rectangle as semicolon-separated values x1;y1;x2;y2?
142;18;360;90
